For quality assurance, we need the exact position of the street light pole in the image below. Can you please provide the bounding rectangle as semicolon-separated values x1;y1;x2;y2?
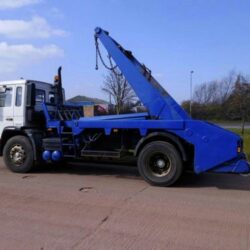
190;70;194;117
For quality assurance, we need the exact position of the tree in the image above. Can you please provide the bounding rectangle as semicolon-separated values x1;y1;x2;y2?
193;71;236;105
182;71;237;120
102;70;137;114
217;70;236;104
193;80;218;104
226;74;250;134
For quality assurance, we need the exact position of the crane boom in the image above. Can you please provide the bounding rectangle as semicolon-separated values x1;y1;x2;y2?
95;27;190;120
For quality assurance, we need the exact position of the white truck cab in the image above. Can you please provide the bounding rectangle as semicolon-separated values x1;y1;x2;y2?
0;80;56;136
0;79;60;171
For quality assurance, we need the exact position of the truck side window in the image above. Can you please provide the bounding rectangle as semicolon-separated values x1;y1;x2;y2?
15;87;22;107
0;88;12;107
35;89;45;103
49;92;55;104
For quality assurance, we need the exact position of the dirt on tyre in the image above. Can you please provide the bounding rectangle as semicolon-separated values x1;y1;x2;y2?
3;135;34;173
137;141;183;186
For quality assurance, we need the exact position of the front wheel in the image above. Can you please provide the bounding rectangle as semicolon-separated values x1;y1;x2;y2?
3;136;34;173
137;141;183;186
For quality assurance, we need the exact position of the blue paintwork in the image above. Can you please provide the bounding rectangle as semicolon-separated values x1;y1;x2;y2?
79;112;148;120
42;150;51;161
212;158;250;173
51;150;62;161
42;27;250;174
169;120;245;173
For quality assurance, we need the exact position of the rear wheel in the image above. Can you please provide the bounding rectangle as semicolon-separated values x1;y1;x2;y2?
137;141;183;186
3;136;34;173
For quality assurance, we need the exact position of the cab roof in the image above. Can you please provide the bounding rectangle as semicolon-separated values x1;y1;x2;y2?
0;79;53;86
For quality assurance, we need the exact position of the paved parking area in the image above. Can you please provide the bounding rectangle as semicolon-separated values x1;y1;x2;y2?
0;158;250;250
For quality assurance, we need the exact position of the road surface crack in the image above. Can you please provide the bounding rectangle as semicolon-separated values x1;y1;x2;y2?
101;215;109;223
71;185;148;249
78;186;93;192
71;213;111;250
22;175;35;179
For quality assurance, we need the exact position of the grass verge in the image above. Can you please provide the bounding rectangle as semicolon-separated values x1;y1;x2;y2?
228;128;250;159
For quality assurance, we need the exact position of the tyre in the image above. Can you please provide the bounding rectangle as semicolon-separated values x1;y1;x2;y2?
3;136;34;173
137;141;183;186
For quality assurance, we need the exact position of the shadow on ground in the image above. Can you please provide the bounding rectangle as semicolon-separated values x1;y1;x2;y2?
30;161;250;191
33;161;141;180
177;172;250;191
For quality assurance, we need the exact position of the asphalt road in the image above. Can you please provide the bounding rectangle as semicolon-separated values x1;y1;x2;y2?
0;158;250;250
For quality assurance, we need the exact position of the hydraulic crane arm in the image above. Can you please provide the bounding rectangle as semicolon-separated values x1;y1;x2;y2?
94;27;190;120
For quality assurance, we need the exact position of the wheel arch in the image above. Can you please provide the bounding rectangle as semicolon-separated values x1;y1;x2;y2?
0;127;25;155
134;131;188;162
0;127;43;161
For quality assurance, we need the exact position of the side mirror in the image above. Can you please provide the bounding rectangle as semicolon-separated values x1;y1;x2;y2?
26;83;36;107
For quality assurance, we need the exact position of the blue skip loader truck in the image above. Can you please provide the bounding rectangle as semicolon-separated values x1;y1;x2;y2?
0;27;249;186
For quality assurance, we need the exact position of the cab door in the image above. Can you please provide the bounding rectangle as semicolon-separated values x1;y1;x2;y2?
13;85;24;127
0;86;14;137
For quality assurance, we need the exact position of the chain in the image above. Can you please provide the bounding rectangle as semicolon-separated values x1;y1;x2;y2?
95;37;118;71
95;36;152;82
95;36;126;84
108;56;123;76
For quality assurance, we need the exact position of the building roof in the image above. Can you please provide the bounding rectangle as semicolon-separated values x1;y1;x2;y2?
67;95;108;104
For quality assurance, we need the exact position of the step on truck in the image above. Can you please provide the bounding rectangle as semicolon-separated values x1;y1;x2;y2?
0;27;249;186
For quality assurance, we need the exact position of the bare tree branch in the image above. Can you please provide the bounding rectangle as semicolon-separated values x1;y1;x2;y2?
102;69;137;114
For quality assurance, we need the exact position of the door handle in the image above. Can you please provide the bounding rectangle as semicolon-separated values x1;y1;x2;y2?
6;118;13;121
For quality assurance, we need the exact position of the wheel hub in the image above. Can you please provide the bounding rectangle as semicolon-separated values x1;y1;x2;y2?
10;145;25;165
156;159;166;169
149;154;171;177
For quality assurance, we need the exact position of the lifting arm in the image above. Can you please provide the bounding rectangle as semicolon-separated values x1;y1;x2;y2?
94;27;190;120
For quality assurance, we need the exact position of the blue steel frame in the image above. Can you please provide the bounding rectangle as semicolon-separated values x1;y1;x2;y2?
43;27;250;174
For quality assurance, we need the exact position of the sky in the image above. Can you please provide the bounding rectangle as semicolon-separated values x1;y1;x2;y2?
0;0;250;103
